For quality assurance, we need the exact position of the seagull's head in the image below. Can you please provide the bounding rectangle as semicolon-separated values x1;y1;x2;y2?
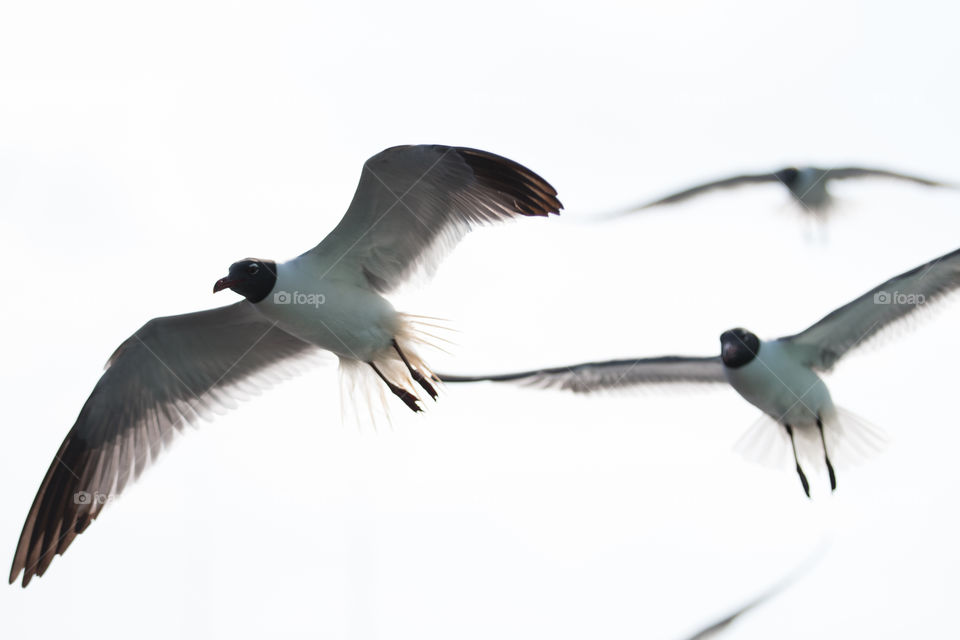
213;258;278;303
773;167;800;184
720;328;760;368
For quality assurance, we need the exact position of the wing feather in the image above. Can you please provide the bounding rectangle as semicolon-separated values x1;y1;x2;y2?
623;172;778;211
304;145;561;292
439;356;726;393
10;302;321;586
826;166;951;188
783;247;960;370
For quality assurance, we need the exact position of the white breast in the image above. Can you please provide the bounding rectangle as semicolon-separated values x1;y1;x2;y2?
252;257;399;361
724;339;834;428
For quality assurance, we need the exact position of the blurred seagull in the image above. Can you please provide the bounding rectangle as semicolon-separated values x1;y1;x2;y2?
609;165;951;216
441;246;960;497
679;543;823;640
682;578;794;640
9;144;561;587
683;584;786;640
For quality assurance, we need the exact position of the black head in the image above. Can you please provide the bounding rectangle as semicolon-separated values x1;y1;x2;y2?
720;328;760;368
213;258;277;303
774;167;800;185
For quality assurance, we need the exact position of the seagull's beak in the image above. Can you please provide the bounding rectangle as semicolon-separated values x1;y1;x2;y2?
213;277;239;293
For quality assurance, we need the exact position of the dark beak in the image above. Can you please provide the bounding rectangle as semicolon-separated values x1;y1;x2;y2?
213;277;240;293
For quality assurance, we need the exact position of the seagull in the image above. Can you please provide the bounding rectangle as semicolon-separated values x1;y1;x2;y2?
608;165;951;216
9;144;561;587
679;545;822;640
441;246;960;497
682;584;785;640
681;578;794;640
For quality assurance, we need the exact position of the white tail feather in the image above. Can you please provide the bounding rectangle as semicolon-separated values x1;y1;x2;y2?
401;314;459;348
337;314;450;429
823;406;889;468
732;413;793;471
338;358;391;431
733;406;889;474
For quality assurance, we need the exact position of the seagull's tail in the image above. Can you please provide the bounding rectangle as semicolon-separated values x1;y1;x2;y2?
338;358;391;430
733;406;888;473
337;314;454;429
397;313;458;354
824;406;890;468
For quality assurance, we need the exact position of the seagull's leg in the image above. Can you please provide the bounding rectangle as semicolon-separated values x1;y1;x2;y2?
368;362;422;413
817;416;837;492
392;339;438;401
784;424;811;498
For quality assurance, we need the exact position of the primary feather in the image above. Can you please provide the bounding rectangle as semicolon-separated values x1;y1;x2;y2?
10;303;321;586
439;356;727;393
783;246;960;371
304;145;562;292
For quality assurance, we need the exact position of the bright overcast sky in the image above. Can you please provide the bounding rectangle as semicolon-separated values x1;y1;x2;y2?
2;1;959;638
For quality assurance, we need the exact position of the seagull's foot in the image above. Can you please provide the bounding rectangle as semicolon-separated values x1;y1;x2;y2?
816;417;837;493
825;458;837;492
410;369;439;401
369;360;423;413
795;464;811;499
391;338;438;401
392;387;423;413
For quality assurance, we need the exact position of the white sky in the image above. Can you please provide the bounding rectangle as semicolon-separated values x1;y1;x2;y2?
2;1;959;638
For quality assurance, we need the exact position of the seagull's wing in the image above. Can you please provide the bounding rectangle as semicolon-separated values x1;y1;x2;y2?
619;172;779;212
825;166;951;188
683;596;769;640
439;356;726;393
681;542;825;640
10;302;321;587
682;576;793;640
304;145;561;293
783;247;960;371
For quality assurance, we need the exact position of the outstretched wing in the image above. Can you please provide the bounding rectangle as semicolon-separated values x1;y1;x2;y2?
10;302;321;587
439;356;726;393
681;544;824;640
304;145;562;293
683;571;803;640
826;166;951;188
783;247;960;371
614;172;778;212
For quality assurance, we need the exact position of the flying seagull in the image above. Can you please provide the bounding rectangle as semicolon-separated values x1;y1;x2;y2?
681;578;794;640
9;144;561;587
679;545;822;640
682;583;785;640
609;166;951;215
441;246;960;497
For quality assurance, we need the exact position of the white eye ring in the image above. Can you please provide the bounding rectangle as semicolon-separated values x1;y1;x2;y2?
247;263;260;275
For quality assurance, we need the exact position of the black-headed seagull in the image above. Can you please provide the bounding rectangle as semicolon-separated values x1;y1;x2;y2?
441;247;960;497
9;144;561;587
611;165;951;216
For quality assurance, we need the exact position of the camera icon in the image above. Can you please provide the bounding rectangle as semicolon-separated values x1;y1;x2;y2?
74;491;92;505
273;291;291;304
873;291;891;304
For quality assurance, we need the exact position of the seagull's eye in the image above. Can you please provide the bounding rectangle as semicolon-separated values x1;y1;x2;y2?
247;264;260;275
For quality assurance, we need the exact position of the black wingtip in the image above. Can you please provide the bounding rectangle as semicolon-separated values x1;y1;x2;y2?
455;147;563;217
